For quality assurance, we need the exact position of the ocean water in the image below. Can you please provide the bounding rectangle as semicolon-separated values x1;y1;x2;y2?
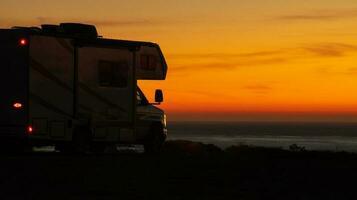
167;121;357;152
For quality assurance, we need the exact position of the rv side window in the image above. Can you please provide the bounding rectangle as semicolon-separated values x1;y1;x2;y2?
98;60;128;88
136;87;149;105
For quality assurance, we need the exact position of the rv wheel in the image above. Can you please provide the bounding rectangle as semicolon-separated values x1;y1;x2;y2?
91;143;107;154
72;126;92;154
144;124;165;154
55;143;74;153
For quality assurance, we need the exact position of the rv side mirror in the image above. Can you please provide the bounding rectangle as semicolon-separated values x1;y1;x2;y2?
155;89;163;103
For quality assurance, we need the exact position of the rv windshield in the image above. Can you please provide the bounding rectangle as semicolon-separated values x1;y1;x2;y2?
137;87;149;105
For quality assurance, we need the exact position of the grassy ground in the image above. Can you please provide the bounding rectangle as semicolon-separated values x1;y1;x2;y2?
0;140;356;199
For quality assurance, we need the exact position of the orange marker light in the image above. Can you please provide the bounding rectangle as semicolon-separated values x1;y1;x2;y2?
19;38;27;46
13;102;23;109
27;126;33;134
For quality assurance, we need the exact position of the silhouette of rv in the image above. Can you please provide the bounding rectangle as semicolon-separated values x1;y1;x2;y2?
0;23;168;153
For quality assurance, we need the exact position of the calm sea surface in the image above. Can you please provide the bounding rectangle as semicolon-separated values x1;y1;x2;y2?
167;121;357;152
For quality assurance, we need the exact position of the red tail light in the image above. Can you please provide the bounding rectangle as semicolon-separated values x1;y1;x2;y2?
27;125;33;134
19;38;27;46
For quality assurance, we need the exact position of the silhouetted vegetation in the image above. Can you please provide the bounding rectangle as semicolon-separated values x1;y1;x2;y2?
1;140;357;199
161;140;223;157
288;143;306;152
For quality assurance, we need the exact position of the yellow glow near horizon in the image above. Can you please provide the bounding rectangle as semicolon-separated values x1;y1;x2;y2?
2;0;357;121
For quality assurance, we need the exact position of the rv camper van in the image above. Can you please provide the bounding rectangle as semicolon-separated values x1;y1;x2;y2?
0;23;168;153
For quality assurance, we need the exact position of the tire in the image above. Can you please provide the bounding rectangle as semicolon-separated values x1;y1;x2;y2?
72;126;92;154
91;143;107;154
144;124;165;154
55;143;74;153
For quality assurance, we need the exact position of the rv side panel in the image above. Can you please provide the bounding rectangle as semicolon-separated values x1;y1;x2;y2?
77;46;135;142
29;35;74;140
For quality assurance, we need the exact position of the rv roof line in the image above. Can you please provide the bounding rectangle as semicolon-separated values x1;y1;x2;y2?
7;23;159;47
11;26;41;32
11;23;99;39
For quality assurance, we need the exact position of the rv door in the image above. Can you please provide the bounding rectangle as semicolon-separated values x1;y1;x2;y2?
77;46;135;138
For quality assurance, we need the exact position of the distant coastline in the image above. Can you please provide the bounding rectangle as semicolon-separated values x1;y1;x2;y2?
168;121;357;152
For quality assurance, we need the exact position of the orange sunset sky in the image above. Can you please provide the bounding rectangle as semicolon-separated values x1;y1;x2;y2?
2;0;357;122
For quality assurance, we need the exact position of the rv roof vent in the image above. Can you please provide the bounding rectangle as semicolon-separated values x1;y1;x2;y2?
59;23;98;38
41;24;61;34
